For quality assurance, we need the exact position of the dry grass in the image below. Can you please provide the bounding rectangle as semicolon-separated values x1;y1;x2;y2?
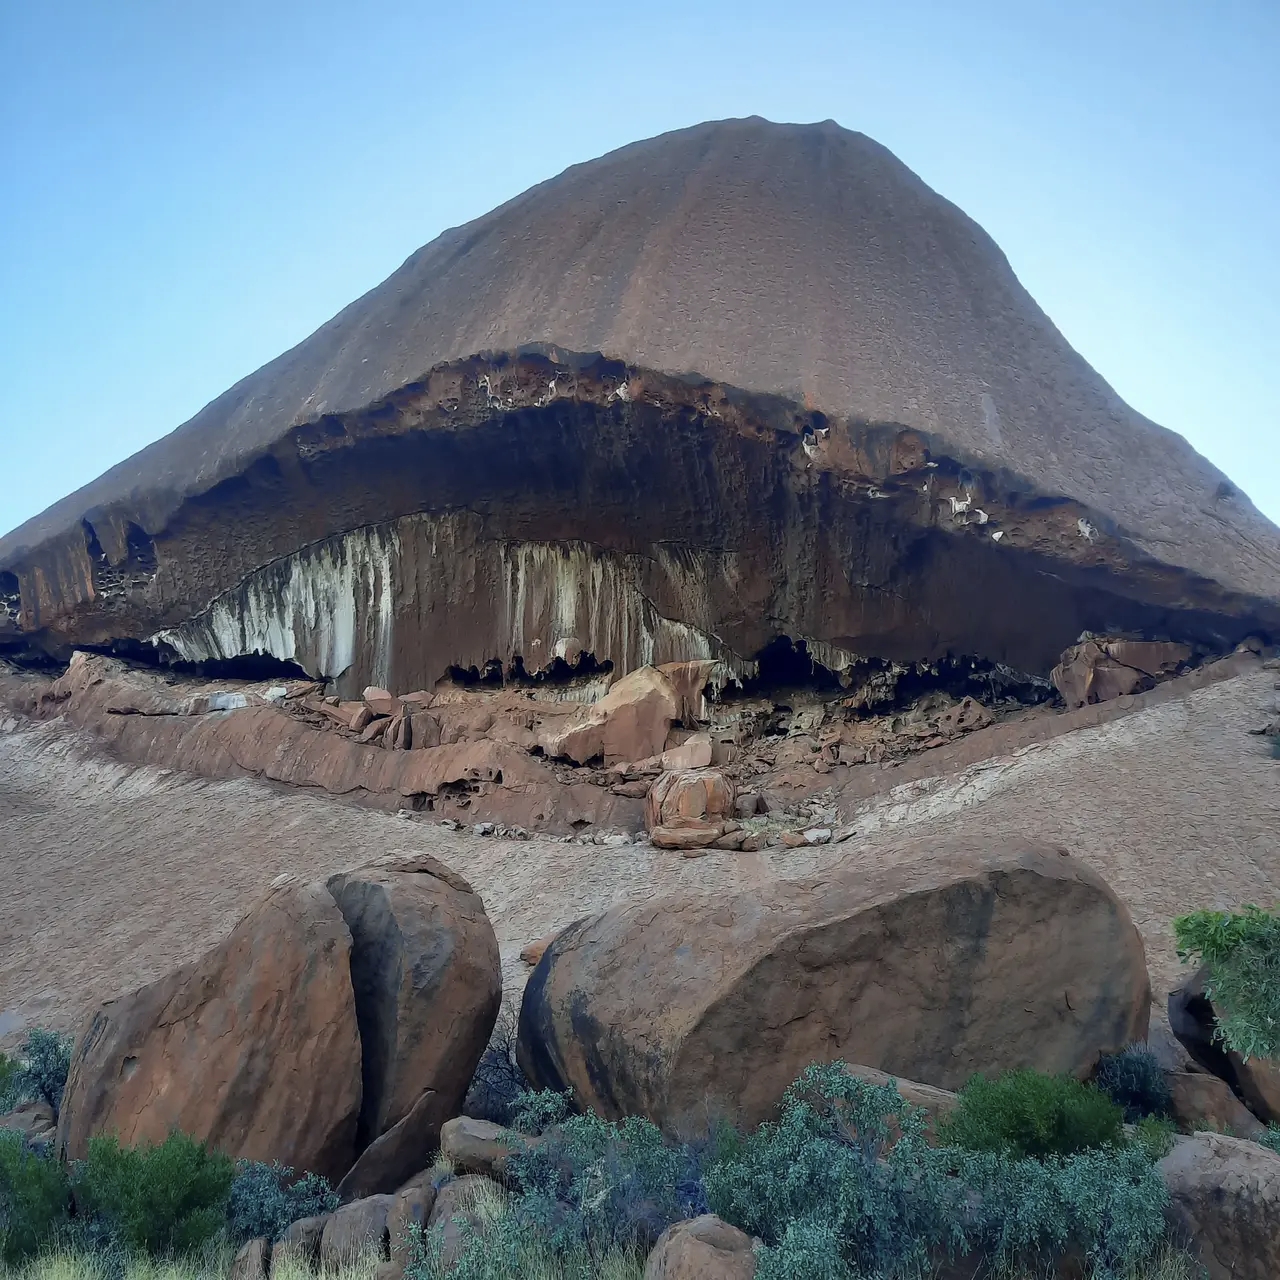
6;1245;383;1280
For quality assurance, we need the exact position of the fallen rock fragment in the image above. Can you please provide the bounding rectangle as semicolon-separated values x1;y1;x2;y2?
1167;1071;1265;1140
1052;638;1192;708
540;667;681;766
517;838;1150;1128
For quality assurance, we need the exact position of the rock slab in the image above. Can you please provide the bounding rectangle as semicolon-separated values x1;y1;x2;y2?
518;837;1150;1127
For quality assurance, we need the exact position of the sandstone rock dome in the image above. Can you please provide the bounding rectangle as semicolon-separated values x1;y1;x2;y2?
2;116;1278;692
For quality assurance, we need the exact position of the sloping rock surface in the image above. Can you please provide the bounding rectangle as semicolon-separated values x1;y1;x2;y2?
3;118;1277;690
56;878;363;1179
517;837;1150;1127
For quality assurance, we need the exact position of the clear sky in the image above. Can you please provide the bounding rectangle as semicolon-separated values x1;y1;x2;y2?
2;0;1277;538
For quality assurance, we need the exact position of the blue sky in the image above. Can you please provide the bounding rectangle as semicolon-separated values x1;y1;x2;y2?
2;0;1277;537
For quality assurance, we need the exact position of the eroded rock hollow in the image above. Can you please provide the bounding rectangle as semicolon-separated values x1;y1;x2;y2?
2;117;1278;698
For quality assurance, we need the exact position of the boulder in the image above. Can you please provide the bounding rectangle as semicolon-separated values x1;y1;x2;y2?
1169;967;1280;1125
1051;639;1192;708
660;733;713;771
439;1116;538;1181
364;687;401;717
388;1179;437;1269
657;661;720;724
518;837;1150;1128
843;1064;959;1134
57;878;362;1180
0;1099;56;1152
520;932;558;967
331;855;502;1198
649;823;728;851
1160;1132;1280;1280
643;1215;757;1279
425;1175;498;1271
228;1238;270;1280
645;768;736;831
541;667;681;766
273;1214;329;1270
1167;1071;1266;1140
320;1194;393;1267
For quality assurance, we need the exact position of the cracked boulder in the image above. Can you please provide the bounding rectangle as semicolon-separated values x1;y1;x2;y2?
56;856;501;1190
517;837;1150;1128
2;118;1277;696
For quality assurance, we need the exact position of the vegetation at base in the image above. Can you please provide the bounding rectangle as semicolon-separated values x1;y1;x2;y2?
1094;1046;1173;1123
0;1030;74;1119
225;1160;337;1245
0;1131;70;1264
938;1067;1127;1159
1174;904;1280;1059
71;1133;234;1258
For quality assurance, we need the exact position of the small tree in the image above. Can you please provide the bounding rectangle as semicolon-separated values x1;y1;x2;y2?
1174;905;1280;1059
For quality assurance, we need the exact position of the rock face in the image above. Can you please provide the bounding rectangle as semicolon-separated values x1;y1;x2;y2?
643;1215;758;1280
56;878;362;1180
1160;1132;1280;1280
517;837;1150;1127
329;856;502;1197
4;118;1277;694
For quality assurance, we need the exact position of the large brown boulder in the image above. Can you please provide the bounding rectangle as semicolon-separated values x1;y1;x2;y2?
518;837;1149;1127
645;768;736;831
539;667;681;766
57;878;362;1179
331;855;502;1198
643;1215;757;1279
1160;1132;1280;1280
1169;966;1280;1125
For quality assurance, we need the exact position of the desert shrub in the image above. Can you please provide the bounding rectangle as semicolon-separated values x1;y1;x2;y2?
71;1132;234;1256
3;1030;74;1119
754;1219;850;1279
463;1003;531;1127
1174;904;1280;1059
1131;1116;1178;1162
504;1109;698;1258
0;1130;70;1264
1094;1046;1173;1123
508;1089;572;1136
1258;1126;1280;1154
226;1159;338;1244
939;1069;1126;1159
959;1143;1169;1278
0;1054;19;1113
704;1062;963;1278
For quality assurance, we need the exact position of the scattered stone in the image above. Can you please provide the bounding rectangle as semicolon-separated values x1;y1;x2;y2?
661;732;713;771
358;717;390;744
802;827;832;845
228;1238;270;1280
517;838;1150;1127
439;1116;538;1181
779;831;807;848
363;687;402;717
0;1099;56;1151
643;1214;757;1279
320;1194;393;1268
733;792;763;819
600;832;632;846
273;1215;329;1272
474;822;496;836
438;818;461;830
349;705;375;733
650;823;726;851
387;1179;436;1270
1160;1132;1280;1280
1167;1071;1265;1140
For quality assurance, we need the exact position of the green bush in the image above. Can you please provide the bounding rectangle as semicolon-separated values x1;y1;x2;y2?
226;1159;338;1244
753;1219;850;1279
0;1054;19;1113
1259;1126;1280;1155
1094;1046;1173;1123
1131;1116;1178;1162
71;1131;234;1256
505;1108;697;1257
939;1069;1126;1159
1174;905;1280;1059
0;1130;69;1264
